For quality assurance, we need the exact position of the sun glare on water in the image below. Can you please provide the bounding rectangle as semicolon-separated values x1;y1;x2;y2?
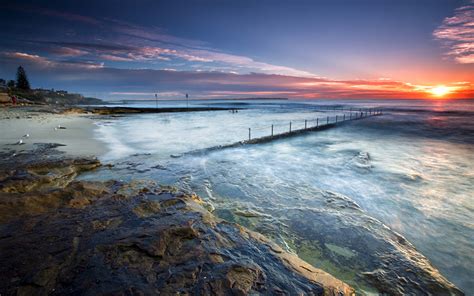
430;85;450;98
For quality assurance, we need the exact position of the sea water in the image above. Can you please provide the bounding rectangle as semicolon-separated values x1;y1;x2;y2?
80;99;474;293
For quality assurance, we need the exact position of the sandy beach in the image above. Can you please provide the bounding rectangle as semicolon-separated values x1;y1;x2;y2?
0;106;105;157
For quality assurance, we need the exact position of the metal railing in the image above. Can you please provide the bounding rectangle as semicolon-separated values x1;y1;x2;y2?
245;108;383;142
179;108;384;157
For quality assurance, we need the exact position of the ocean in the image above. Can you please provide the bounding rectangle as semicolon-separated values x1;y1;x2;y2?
80;98;474;293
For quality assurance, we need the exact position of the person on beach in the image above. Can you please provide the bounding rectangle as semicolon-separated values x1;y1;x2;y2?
11;95;17;105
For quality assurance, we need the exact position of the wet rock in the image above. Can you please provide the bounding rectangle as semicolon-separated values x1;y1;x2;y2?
0;190;353;296
0;148;353;295
0;144;100;194
277;207;464;295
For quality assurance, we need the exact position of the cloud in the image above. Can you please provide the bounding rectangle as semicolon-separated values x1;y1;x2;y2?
2;5;472;99
434;2;474;63
38;38;315;76
4;51;472;99
1;51;104;69
3;52;52;66
9;5;316;77
52;47;89;57
41;41;135;52
100;54;134;62
127;47;211;62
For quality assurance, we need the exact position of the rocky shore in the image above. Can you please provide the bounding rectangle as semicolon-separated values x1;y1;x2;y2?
0;144;353;295
0;106;465;295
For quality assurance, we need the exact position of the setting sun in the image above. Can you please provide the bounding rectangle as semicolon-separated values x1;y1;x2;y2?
430;85;450;97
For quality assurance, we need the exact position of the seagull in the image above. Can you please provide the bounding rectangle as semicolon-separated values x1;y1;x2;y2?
16;139;24;145
23;134;29;138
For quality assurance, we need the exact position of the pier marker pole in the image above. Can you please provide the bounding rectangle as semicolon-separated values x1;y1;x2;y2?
317;118;319;127
271;124;274;136
249;128;251;141
289;122;292;132
305;120;307;129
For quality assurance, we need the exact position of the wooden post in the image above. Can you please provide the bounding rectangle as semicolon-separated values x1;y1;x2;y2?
271;124;273;136
289;122;292;132
249;128;251;141
316;118;319;127
305;120;307;129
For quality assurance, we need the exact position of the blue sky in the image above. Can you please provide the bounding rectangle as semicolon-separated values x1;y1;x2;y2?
0;0;473;99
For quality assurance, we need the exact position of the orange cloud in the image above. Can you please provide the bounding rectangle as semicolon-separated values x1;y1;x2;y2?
2;51;473;99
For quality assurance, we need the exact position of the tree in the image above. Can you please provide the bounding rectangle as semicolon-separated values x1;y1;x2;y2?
7;80;15;89
16;66;30;90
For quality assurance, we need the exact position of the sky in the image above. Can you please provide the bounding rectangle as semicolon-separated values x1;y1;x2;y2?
0;0;473;100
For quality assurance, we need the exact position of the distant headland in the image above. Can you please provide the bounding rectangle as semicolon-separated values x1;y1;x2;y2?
0;66;104;106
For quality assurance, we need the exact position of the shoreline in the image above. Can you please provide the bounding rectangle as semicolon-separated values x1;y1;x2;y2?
0;104;244;158
0;105;465;295
0;106;106;158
